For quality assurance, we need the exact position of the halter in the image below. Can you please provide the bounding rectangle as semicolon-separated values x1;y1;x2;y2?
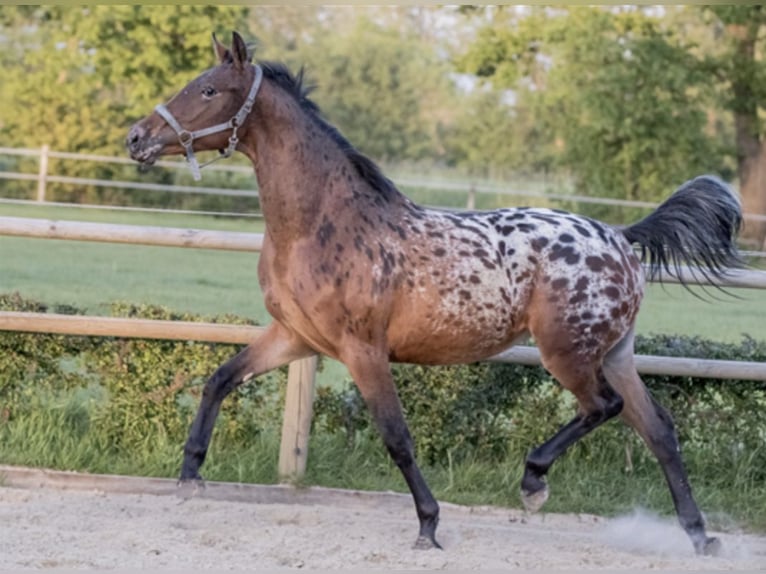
154;65;263;181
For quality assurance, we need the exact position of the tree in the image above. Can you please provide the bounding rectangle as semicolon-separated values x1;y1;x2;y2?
0;5;249;155
703;6;766;246
456;7;725;220
275;15;454;163
0;6;249;204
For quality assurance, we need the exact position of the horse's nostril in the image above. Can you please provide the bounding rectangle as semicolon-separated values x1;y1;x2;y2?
127;125;144;150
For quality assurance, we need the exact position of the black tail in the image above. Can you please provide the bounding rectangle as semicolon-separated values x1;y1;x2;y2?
622;175;744;288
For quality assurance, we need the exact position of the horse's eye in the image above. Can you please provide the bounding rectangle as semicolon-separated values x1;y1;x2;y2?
202;86;217;98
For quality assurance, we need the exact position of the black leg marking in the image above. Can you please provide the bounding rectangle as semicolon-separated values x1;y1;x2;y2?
521;373;624;511
180;357;245;482
644;397;720;556
368;398;441;549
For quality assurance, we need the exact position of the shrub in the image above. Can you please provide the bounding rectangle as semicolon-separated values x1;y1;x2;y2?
1;292;764;504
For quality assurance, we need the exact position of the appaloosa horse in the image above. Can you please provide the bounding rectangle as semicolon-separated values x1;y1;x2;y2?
127;32;742;555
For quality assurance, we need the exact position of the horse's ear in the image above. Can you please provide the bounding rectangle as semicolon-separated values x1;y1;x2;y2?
212;32;230;64
231;31;252;70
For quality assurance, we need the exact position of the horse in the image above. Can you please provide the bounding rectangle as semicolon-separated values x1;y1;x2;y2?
127;31;742;556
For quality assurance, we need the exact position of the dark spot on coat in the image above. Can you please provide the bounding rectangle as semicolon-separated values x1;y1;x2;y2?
316;218;336;248
591;320;610;335
575;276;589;291
585;256;605;272
500;225;515;235
551;277;568;290
559;233;575;243
386;222;407;240
569;292;587;305
473;248;490;258
531;237;549;252
573;224;591;238
458;289;472;301
469;275;481;284
603;286;620;300
433;247;446;257
586;218;609;243
517;223;537;233
549;244;580;265
530;213;561;225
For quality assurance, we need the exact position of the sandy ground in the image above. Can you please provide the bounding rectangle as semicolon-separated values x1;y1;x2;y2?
0;481;765;571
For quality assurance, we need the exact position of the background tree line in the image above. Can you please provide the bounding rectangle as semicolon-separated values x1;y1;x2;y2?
1;5;764;244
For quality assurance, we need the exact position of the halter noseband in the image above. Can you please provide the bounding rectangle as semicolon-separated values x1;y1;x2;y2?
154;64;263;181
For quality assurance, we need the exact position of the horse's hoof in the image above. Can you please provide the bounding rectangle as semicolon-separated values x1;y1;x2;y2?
176;476;205;500
521;484;549;513
413;535;442;550
697;536;722;557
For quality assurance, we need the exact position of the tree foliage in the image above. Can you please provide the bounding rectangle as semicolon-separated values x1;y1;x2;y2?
0;6;248;155
457;7;725;204
247;10;455;163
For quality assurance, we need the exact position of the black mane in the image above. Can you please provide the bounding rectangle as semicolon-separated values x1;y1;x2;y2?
259;61;400;202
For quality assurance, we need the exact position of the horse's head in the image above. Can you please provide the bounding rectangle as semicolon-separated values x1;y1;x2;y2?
127;31;260;178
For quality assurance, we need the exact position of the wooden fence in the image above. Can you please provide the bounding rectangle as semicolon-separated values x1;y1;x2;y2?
3;145;766;223
1;216;766;480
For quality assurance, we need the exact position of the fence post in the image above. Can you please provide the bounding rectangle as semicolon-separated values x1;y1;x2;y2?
36;144;49;202
278;355;318;481
466;182;476;210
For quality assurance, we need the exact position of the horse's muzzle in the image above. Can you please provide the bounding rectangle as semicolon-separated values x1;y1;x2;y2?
126;122;161;165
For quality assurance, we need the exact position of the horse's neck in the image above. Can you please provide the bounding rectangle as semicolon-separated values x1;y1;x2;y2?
243;82;378;239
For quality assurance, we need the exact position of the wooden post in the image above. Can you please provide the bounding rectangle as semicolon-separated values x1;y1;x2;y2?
278;355;318;481
466;183;476;210
37;145;49;202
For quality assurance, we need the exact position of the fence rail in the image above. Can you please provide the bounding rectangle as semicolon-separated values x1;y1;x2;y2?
2;311;764;383
2;216;766;478
1;216;764;288
3;145;766;222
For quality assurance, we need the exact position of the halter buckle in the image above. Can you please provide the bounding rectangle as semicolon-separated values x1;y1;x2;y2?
178;130;194;147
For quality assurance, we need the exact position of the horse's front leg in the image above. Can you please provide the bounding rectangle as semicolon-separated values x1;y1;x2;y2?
180;322;314;484
341;340;441;550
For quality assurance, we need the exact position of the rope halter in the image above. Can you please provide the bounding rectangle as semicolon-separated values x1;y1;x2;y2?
154;65;263;181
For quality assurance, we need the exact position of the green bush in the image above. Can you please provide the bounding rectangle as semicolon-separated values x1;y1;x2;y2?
0;294;287;455
307;330;766;487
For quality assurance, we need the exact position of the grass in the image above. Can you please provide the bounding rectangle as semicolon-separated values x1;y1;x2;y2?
1;388;763;532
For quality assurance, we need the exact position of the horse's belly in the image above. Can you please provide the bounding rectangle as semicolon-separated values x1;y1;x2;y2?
386;278;529;365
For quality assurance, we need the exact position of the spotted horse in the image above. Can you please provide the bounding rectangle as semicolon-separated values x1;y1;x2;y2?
127;32;742;556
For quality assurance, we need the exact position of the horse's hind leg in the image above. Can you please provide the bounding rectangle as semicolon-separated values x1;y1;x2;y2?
341;341;441;550
180;322;313;483
520;358;624;512
602;330;720;556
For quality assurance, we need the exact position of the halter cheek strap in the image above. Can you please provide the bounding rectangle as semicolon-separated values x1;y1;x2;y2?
154;64;263;181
